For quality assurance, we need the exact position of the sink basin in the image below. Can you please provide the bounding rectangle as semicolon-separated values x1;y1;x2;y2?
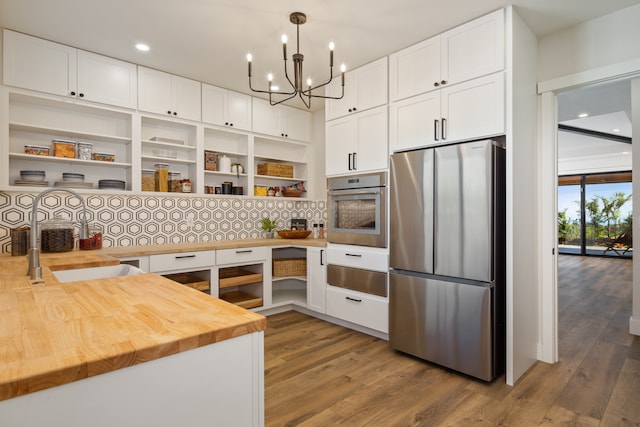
52;264;145;283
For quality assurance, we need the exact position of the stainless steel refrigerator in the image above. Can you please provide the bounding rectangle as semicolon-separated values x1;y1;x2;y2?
389;139;505;381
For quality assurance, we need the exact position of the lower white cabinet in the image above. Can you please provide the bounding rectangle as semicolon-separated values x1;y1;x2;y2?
149;250;216;273
326;285;389;333
306;247;326;313
326;244;389;272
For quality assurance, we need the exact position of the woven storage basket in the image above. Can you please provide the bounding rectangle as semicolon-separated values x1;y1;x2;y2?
257;162;293;178
273;258;307;277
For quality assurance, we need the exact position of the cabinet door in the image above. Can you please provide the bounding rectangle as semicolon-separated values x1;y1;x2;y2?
138;66;173;116
325;57;387;121
389;91;441;152
77;50;137;109
252;97;281;137
325;116;357;176
389;35;441;102
282;105;311;142
324;72;355;121
307;247;326;313
441;8;505;86
3;29;76;97
440;72;505;143
201;83;227;126
172;75;201;122
226;91;252;131
354;57;388;113
354;105;388;172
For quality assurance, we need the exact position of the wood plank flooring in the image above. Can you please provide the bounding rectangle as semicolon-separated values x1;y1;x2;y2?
264;255;640;426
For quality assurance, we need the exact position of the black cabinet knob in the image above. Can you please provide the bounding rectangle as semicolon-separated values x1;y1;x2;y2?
173;112;177;116
79;93;84;98
167;111;172;115
441;80;447;85
230;123;233;127
70;91;76;96
434;82;439;87
348;108;352;112
225;122;229;125
353;107;357;111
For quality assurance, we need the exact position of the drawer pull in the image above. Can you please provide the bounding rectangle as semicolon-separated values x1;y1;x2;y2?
345;253;362;257
235;249;253;254
175;255;196;259
346;296;362;303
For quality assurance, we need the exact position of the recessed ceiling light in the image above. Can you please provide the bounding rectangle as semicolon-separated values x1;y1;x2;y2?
135;43;150;52
613;128;621;132
578;113;589;118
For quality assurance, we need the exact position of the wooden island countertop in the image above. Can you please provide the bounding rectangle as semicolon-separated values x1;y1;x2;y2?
0;241;284;402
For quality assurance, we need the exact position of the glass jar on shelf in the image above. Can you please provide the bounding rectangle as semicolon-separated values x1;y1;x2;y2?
141;169;155;192
154;163;169;192
168;171;182;192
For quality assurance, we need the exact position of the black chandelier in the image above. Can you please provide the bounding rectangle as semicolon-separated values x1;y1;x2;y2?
247;12;345;109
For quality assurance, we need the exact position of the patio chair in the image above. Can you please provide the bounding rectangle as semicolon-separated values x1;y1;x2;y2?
599;228;633;256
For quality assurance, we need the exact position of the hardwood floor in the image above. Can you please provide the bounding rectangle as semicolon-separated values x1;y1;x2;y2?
264;255;640;426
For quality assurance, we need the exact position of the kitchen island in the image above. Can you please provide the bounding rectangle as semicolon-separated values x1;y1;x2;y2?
0;250;267;427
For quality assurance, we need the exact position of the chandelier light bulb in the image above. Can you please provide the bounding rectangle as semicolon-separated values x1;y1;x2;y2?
340;63;346;73
246;53;252;62
282;34;288;44
329;42;335;50
307;78;312;87
268;73;273;82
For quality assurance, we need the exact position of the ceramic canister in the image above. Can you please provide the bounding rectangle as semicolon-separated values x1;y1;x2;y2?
219;155;231;173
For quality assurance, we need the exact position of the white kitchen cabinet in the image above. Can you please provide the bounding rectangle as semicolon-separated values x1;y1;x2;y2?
325;57;388;121
251;98;311;142
389;9;504;102
138;66;201;122
326;285;388;333
325;105;388;176
202;84;252;131
306;247;327;314
3;29;137;109
216;247;269;308
390;72;504;151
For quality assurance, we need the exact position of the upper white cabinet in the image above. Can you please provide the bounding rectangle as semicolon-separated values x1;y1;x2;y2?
138;66;201;122
390;72;504;151
3;29;137;109
202;84;252;131
389;9;504;102
252;98;311;142
325;105;388;176
325;57;388;121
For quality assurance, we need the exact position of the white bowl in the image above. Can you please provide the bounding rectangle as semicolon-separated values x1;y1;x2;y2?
20;170;45;182
62;173;85;182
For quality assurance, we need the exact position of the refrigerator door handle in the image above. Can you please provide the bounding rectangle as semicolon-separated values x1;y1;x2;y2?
434;119;439;141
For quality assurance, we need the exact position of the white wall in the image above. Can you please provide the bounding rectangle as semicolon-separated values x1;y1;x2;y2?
308;109;327;200
538;3;640;83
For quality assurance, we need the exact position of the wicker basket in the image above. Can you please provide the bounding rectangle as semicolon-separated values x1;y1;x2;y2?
273;258;307;277
257;162;293;178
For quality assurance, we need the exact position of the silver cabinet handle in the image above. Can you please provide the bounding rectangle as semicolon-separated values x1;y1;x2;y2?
175;255;196;259
346;296;362;302
434;119;439;141
345;253;362;257
348;153;353;170
352;152;357;170
235;249;253;254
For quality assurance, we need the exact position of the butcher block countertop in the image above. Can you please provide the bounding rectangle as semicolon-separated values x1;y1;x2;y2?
0;239;329;401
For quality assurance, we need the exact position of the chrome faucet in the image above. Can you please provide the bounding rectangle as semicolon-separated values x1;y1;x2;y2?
27;188;90;282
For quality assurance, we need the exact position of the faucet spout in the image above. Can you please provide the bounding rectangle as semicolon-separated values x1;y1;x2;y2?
27;188;89;282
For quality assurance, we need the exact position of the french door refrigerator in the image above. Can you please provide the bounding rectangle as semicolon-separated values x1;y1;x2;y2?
389;139;505;381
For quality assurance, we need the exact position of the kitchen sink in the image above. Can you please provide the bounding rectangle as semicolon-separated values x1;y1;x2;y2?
52;264;145;283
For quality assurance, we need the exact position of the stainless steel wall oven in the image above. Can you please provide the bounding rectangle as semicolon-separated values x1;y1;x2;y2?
327;172;387;248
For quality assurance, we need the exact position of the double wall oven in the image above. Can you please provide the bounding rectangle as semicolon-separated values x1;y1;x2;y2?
326;172;388;301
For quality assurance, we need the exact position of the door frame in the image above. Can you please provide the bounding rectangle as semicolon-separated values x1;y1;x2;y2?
538;59;640;362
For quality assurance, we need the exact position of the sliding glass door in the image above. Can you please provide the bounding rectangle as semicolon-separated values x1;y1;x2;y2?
558;171;632;257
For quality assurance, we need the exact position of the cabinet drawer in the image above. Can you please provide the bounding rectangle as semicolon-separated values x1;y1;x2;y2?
326;245;388;272
326;285;388;333
216;246;269;266
149;250;215;273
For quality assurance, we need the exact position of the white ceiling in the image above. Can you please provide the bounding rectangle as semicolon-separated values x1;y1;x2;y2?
2;0;640;112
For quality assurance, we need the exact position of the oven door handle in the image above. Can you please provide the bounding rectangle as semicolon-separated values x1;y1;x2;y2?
328;188;382;197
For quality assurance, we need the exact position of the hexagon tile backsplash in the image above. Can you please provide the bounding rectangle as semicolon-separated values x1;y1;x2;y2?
0;191;327;254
